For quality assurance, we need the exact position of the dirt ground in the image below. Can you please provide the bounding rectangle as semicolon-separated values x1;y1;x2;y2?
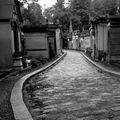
0;56;59;120
0;69;38;120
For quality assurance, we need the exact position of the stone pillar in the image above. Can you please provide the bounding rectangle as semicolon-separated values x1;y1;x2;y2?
13;57;23;70
12;22;23;70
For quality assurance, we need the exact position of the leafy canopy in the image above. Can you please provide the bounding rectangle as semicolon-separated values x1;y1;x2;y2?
21;2;45;26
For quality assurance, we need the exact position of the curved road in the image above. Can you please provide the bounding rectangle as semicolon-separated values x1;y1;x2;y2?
28;50;120;120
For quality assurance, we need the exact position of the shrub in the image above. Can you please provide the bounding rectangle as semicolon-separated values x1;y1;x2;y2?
31;58;39;68
86;47;92;56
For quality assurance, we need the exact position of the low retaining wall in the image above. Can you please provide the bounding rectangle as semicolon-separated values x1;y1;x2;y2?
10;52;66;120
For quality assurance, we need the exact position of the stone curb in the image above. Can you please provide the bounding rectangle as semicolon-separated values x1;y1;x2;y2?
10;52;67;120
81;52;120;117
81;52;120;77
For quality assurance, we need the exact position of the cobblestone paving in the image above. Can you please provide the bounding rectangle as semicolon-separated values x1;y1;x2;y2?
26;51;120;120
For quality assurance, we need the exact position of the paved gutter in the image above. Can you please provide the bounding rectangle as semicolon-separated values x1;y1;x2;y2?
10;53;67;120
81;52;120;77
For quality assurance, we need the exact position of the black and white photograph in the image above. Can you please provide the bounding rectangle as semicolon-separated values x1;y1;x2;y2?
0;0;120;120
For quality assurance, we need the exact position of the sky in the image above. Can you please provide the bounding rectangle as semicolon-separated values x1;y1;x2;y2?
38;0;57;10
38;0;69;11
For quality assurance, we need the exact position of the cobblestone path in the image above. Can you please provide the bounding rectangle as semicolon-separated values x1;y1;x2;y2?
26;50;120;120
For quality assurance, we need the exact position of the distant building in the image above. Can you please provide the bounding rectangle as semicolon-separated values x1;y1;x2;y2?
68;28;80;50
22;24;62;60
48;24;62;58
80;30;90;52
90;16;108;61
68;19;73;49
72;30;80;50
90;15;120;63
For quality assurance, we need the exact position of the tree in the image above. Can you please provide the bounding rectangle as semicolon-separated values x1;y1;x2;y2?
68;0;91;30
43;0;92;48
92;0;117;16
53;0;66;23
43;0;91;47
43;7;54;23
22;2;45;26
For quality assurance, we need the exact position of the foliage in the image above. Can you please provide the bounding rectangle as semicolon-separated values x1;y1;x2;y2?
53;0;65;21
92;0;117;16
43;0;70;46
43;0;91;47
43;0;66;23
20;0;119;48
68;0;91;28
43;7;54;23
21;2;45;26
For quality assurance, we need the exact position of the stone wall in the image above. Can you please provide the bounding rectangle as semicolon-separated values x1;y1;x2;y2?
0;22;13;68
24;33;49;58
